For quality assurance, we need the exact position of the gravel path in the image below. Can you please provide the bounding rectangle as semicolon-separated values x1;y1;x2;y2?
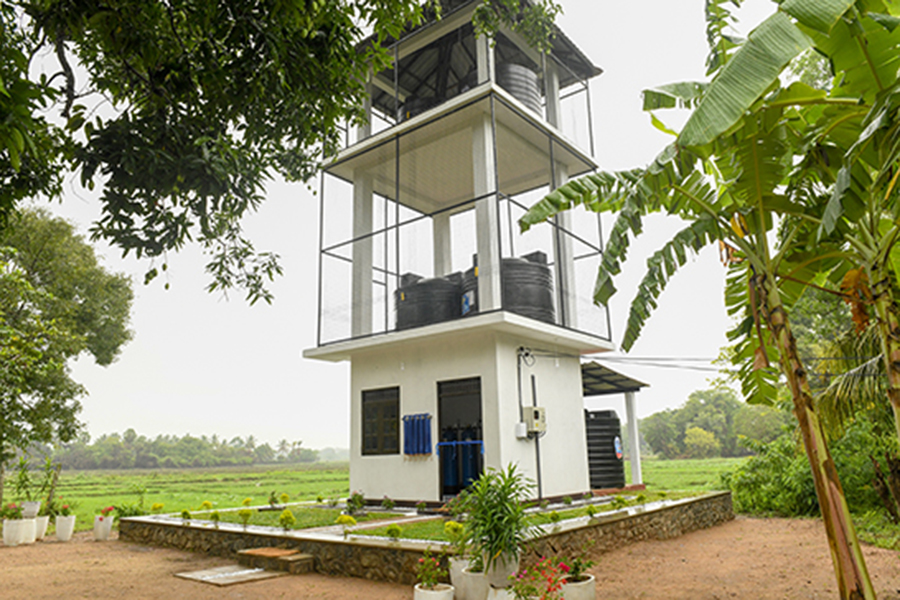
1;516;898;599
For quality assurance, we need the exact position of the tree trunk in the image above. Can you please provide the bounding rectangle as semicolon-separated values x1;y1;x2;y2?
758;272;874;600
870;267;900;442
0;460;4;508
871;455;899;523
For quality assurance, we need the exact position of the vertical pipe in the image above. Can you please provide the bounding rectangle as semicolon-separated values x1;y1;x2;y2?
531;374;542;500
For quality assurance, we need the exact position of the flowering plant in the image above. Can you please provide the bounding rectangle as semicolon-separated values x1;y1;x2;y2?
1;503;22;520
509;556;568;600
416;549;447;589
97;506;114;520
59;503;72;517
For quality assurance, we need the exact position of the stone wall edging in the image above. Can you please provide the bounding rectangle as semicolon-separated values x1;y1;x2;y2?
119;491;733;585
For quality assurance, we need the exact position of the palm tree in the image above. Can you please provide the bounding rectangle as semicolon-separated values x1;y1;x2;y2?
521;1;877;597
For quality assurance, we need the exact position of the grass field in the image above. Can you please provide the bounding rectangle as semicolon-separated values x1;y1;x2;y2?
2;462;351;532
627;457;748;492
1;456;744;533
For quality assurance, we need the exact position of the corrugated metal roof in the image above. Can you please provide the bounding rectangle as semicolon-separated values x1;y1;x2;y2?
581;361;648;396
362;0;602;120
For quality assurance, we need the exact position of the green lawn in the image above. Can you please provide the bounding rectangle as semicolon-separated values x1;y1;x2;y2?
627;457;747;492
192;506;404;530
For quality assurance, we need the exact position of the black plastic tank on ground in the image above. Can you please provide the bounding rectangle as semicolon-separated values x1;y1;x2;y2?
585;409;626;490
394;272;462;330
496;63;542;114
462;252;555;324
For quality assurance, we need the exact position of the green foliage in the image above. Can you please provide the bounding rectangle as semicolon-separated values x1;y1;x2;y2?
461;464;535;572
385;523;402;540
210;511;220;527
683;427;721;459
346;490;366;515
180;509;191;521
381;495;395;511
472;0;562;54
279;508;296;531
50;430;318;470
0;208;133;505
114;502;146;521
443;520;465;551
724;418;892;516
1;0;561;303
561;495;572;506
641;387;752;459
237;508;253;528
335;513;357;534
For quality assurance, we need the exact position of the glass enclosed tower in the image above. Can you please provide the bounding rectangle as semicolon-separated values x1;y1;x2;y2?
304;0;612;502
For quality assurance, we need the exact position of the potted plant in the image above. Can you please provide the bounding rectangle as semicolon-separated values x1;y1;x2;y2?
414;549;454;599
2;503;24;546
460;554;488;600
462;464;535;589
93;506;115;540
444;519;468;585
560;554;596;600
34;503;50;541
14;456;41;518
55;502;76;542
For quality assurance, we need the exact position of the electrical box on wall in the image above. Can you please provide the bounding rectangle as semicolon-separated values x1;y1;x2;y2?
524;407;546;433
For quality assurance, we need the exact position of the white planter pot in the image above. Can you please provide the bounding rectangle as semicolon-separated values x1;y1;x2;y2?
561;574;596;600
93;515;114;541
19;518;36;544
34;515;50;540
55;515;76;542
459;566;489;600
3;519;23;546
413;583;455;600
449;556;469;589
484;553;518;589
21;501;41;519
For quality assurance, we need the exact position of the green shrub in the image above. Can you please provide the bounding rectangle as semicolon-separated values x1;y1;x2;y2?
724;419;889;516
279;509;297;530
385;523;402;539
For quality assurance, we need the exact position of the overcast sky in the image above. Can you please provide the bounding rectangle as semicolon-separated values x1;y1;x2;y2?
41;0;775;450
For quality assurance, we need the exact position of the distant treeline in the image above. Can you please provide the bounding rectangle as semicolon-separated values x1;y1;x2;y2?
36;429;349;470
641;388;790;459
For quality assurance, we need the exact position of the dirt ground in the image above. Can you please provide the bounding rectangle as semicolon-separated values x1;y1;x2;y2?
1;517;898;599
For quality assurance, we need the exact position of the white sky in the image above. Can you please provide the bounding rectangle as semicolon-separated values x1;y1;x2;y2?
42;0;775;449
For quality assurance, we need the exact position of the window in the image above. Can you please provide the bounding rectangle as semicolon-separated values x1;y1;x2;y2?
362;387;400;455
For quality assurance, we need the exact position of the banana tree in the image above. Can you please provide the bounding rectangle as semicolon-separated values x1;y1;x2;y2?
521;1;876;597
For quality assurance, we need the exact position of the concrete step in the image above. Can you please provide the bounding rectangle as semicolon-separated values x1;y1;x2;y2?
237;547;315;574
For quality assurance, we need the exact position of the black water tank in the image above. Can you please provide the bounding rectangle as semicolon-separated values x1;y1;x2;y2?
395;272;462;329
496;63;542;114
585;410;626;490
461;253;555;324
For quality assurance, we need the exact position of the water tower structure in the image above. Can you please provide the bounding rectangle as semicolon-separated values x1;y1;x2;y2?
304;0;612;503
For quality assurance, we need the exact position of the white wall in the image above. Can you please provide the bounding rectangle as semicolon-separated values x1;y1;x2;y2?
348;328;590;502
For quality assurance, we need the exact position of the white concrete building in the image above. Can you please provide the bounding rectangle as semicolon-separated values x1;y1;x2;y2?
304;0;617;503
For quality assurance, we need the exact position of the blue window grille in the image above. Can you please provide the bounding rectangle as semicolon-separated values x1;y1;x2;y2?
403;413;432;455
